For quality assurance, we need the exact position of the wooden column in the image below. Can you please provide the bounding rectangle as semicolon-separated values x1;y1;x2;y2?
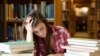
54;0;63;26
0;0;6;42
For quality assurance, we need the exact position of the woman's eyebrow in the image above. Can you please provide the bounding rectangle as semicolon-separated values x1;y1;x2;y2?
40;27;43;30
29;18;33;23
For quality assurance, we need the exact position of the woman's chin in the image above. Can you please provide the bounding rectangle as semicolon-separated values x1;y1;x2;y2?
38;35;46;38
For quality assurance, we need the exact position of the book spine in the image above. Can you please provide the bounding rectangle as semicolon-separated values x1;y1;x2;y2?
41;1;46;17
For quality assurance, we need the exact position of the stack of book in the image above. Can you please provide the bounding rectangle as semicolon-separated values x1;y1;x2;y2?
0;40;34;55
61;38;100;56
1;50;33;56
1;53;32;56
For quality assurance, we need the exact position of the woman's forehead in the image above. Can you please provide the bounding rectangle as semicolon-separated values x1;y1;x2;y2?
33;22;45;30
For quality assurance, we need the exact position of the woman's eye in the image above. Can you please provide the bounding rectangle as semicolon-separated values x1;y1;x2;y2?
34;31;38;34
40;27;43;31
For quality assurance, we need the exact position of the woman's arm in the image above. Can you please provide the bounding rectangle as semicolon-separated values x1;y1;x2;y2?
23;16;34;42
26;31;33;42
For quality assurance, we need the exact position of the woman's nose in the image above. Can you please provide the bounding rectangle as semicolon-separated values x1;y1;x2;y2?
38;32;43;36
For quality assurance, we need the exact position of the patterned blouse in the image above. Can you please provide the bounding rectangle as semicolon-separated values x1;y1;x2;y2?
34;26;70;56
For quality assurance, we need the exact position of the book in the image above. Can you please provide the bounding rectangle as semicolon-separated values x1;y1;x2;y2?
1;50;33;56
67;38;100;47
6;26;14;41
0;40;34;53
2;53;33;56
62;45;100;56
68;38;100;45
41;1;46;17
61;38;100;56
68;41;100;47
71;44;99;50
46;3;54;18
14;4;20;18
64;51;100;56
18;26;24;40
66;49;91;56
64;53;81;56
61;45;96;52
8;4;14;20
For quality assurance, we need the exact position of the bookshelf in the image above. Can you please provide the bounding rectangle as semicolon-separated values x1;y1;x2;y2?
4;0;32;41
1;0;61;42
2;0;100;42
59;0;100;39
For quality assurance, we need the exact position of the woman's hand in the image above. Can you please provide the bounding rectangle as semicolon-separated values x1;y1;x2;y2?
24;16;33;33
23;16;34;42
48;53;64;56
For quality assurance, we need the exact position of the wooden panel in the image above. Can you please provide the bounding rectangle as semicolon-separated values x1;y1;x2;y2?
74;0;91;3
54;0;62;26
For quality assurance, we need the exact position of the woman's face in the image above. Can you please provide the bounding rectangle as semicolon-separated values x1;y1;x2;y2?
33;21;47;38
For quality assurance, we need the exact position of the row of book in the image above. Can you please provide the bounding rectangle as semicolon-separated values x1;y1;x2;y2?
6;25;24;41
62;38;100;56
6;1;54;20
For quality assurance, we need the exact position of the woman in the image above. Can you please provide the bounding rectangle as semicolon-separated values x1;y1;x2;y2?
23;11;70;56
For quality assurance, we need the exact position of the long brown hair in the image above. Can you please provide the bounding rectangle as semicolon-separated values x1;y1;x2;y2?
23;11;52;56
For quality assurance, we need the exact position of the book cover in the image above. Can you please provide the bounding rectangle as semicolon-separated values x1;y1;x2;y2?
8;4;14;20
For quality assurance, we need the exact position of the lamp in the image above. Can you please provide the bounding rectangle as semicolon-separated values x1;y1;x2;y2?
81;7;89;16
74;6;89;17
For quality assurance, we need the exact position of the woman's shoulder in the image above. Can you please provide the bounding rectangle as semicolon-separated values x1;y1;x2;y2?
51;25;68;33
55;26;67;31
55;26;65;29
51;25;64;29
51;25;70;38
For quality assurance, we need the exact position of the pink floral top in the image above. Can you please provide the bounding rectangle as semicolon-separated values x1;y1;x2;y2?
34;26;70;56
52;26;70;53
